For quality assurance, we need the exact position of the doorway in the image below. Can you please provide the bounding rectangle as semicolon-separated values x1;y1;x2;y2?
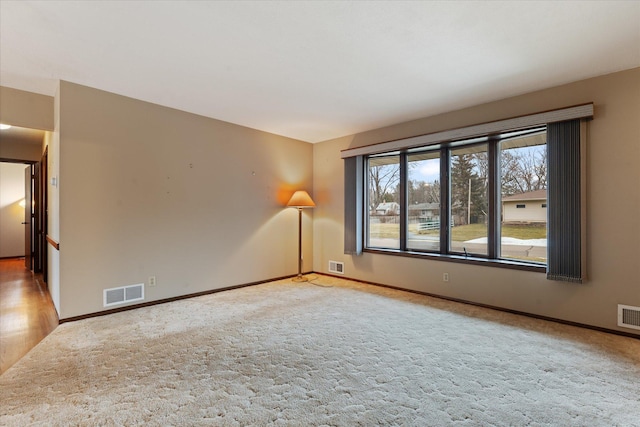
23;150;49;278
0;129;48;279
0;161;31;260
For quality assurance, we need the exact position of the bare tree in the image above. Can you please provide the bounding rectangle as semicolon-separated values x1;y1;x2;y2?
425;180;441;204
368;163;400;210
408;179;441;205
501;145;547;196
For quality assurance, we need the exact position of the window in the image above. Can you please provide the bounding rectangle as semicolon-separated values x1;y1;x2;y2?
499;131;547;263
407;151;440;252
345;104;591;281
364;128;547;265
449;144;489;256
367;154;400;249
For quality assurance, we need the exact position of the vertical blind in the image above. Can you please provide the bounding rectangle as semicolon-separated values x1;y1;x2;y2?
344;156;363;255
546;119;584;283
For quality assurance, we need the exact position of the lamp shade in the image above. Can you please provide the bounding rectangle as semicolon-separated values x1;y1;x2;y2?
287;190;315;208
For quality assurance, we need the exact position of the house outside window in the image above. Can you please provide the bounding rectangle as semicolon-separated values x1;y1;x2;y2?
504;192;547;220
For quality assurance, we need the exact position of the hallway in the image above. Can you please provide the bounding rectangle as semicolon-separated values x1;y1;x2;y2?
0;258;58;375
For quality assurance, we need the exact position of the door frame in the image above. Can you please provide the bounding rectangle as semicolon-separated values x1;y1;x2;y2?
39;148;49;281
24;163;34;270
1;157;46;281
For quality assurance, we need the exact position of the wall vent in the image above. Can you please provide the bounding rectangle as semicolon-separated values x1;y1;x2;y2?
328;261;344;275
618;305;640;330
103;284;144;307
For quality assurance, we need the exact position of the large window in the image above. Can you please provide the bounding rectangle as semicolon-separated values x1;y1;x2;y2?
345;104;590;280
364;128;548;266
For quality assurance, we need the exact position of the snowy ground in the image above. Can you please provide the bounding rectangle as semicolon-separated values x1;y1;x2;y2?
465;237;547;246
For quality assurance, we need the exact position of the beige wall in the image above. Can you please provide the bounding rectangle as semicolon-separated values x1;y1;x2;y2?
313;68;640;336
0;86;54;131
56;81;313;319
0;136;42;162
46;115;61;312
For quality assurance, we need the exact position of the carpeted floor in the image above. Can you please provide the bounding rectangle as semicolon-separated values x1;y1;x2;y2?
1;275;639;426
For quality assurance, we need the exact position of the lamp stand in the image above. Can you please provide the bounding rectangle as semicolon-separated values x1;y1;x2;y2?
286;190;315;282
292;207;308;282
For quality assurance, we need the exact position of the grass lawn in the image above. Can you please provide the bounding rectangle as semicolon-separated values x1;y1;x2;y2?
369;223;401;239
370;222;546;241
499;223;547;240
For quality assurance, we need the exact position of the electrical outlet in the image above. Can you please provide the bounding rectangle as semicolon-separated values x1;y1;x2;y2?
148;276;156;287
443;273;449;282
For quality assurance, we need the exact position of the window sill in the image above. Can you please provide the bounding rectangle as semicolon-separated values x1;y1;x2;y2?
363;248;547;273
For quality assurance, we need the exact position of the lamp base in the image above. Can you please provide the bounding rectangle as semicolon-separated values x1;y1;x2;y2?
291;275;309;282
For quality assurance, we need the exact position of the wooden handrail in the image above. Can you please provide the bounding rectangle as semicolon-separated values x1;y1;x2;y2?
46;235;60;251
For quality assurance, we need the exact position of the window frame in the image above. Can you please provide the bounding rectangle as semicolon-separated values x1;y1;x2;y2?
362;127;548;272
365;153;402;250
406;149;443;253
447;141;492;258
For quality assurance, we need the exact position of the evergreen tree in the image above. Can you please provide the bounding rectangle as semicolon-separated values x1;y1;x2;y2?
450;154;486;225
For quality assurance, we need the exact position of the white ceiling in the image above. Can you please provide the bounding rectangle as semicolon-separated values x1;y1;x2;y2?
1;1;639;143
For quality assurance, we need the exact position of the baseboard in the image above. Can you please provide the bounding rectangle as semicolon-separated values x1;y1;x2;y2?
59;273;299;323
316;272;640;341
60;270;639;341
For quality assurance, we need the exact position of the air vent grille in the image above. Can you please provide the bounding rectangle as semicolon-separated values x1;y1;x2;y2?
618;305;640;330
104;284;145;307
329;261;344;275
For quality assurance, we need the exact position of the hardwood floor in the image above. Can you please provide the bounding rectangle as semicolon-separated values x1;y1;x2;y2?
0;258;58;375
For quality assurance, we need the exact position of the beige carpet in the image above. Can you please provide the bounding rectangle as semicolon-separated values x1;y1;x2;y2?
1;276;639;426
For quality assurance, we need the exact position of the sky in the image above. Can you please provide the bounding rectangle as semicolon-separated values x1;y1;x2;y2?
409;145;545;184
410;158;440;184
